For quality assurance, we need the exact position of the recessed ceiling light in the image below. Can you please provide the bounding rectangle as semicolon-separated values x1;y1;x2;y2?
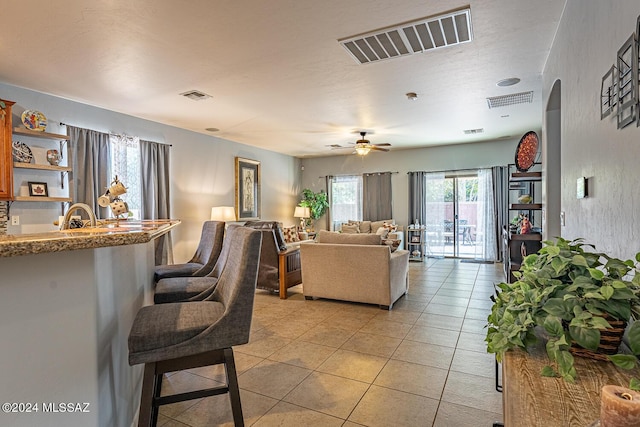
496;77;521;87
180;90;212;101
205;127;219;132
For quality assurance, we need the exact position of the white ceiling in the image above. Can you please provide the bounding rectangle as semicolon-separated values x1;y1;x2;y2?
0;1;566;157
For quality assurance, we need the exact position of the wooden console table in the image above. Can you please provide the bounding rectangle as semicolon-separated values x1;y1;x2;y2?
502;339;640;426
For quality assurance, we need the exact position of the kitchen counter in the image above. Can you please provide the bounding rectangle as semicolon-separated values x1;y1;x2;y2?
0;219;179;427
0;219;180;257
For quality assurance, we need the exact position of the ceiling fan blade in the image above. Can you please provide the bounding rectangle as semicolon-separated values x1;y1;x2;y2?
373;143;391;147
370;146;389;152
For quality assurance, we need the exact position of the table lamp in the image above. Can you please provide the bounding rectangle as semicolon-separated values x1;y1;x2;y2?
294;206;310;230
210;206;236;222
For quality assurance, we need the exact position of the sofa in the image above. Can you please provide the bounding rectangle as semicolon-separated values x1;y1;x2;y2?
243;221;313;299
300;230;409;309
339;219;405;250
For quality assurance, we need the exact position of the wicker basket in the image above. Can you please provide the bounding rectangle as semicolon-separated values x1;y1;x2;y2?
567;316;627;362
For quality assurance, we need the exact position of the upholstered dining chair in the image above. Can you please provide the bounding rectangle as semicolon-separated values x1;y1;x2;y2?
153;220;224;282
153;224;238;304
128;226;262;427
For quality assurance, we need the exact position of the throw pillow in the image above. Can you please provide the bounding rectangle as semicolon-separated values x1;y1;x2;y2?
358;221;372;233
383;222;398;232
371;219;394;232
382;238;401;252
282;226;300;243
341;224;359;234
375;227;390;238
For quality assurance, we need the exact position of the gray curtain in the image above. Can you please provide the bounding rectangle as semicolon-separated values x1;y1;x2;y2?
140;139;173;265
325;175;333;230
492;166;509;262
68;125;111;218
362;172;392;221
408;171;427;226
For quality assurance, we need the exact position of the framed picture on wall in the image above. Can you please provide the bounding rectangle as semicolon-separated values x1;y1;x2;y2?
235;157;261;220
28;181;48;197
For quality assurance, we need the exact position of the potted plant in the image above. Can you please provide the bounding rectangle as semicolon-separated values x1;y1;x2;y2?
298;188;329;230
486;237;640;382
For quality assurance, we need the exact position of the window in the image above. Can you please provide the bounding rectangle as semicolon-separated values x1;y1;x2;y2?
109;134;141;219
330;175;363;230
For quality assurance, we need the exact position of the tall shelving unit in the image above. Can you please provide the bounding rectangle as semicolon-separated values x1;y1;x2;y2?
407;226;426;262
503;163;542;282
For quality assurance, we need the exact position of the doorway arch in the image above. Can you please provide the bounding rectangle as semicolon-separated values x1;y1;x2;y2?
544;79;562;238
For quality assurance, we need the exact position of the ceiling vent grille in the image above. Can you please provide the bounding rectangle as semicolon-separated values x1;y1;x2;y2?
486;91;533;109
463;128;484;135
339;8;472;65
180;90;212;101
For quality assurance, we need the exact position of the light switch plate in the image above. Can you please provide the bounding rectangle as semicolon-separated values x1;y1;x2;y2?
560;211;566;226
11;215;19;225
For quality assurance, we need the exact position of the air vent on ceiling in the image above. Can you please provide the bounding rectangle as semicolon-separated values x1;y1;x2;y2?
339;8;472;65
463;128;484;135
180;90;212;101
486;91;533;109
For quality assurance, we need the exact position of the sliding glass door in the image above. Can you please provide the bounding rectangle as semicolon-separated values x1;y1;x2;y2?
425;171;491;259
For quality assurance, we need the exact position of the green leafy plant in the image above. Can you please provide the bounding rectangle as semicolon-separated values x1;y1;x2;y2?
298;188;329;227
486;237;640;382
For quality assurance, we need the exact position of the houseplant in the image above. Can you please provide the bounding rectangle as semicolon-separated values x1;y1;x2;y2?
486;237;640;382
298;188;329;229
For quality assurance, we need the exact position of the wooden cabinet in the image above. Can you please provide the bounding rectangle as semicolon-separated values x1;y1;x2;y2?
0;99;15;200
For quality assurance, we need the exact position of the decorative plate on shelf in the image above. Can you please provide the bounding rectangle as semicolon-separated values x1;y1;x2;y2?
515;131;539;172
12;140;33;163
21;109;47;131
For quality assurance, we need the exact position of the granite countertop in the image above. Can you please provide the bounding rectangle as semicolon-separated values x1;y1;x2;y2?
0;219;180;257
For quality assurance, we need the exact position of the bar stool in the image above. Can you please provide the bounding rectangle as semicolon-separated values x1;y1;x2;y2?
128;226;262;426
153;224;236;304
153;221;224;282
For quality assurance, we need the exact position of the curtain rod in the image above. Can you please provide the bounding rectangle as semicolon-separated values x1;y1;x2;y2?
407;167;498;174
59;122;172;146
318;171;399;179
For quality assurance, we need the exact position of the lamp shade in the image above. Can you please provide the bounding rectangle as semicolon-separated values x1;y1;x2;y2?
211;206;236;222
355;146;371;156
293;206;310;218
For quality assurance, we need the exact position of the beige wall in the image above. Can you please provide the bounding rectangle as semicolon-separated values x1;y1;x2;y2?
542;0;640;259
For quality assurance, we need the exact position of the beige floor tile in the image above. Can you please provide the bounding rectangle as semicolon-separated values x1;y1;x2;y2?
316;349;387;383
387;298;429;312
467;297;494;310
252;401;344;427
236;329;292;358
283;372;370;419
456;331;489;353
450;348;496;379
424;302;468;317
358;318;413;339
297;323;356;348
415;313;464;331
239;359;312;399
175;389;277;427
405;325;460;348
268;340;337;369
430;295;471;307
266;319;317;339
374;309;421;324
341;332;402;358
461;318;488;335
157;414;191;427
441;370;503;413
322;314;373;331
374;359;448;399
158;371;219;418
465;307;490;321
392;340;455;370
348;385;439;427
188;351;264;382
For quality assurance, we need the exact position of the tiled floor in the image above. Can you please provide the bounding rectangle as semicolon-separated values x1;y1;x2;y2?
156;258;505;427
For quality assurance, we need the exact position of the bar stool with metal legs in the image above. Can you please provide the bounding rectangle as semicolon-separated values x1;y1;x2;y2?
128;226;262;427
153;220;224;282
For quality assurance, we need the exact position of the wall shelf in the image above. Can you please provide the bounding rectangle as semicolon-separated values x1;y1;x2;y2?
13;127;69;140
13;196;72;203
14;162;72;172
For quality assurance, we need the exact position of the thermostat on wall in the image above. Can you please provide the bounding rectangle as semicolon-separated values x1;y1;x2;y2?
577;177;588;199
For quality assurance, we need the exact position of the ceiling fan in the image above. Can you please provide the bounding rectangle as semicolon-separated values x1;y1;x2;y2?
329;131;391;155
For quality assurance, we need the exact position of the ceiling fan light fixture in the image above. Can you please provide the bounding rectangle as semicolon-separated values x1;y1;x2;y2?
355;146;371;156
406;92;418;101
